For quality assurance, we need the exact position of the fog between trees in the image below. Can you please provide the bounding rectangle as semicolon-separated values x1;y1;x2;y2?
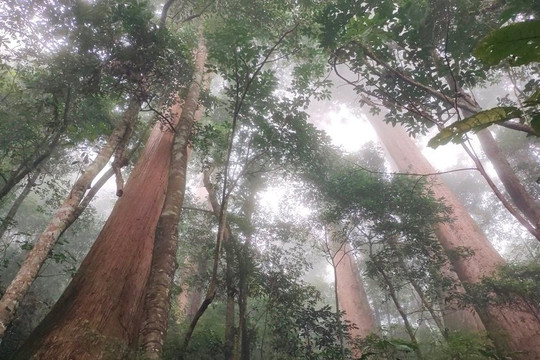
1;0;540;359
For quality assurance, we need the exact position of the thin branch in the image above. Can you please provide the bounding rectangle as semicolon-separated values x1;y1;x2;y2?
159;0;176;28
181;2;214;24
499;121;536;135
182;206;215;215
143;101;177;132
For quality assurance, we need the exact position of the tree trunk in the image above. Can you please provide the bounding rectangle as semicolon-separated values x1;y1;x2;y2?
0;127;63;204
0;98;140;340
433;50;540;234
224;241;236;360
140;37;206;360
333;245;376;341
370;119;540;357
0;171;40;240
237;244;250;360
360;47;540;239
178;167;232;359
385;236;448;338
237;180;258;360
476;129;540;231
11;109;175;360
331;251;346;359
371;258;424;360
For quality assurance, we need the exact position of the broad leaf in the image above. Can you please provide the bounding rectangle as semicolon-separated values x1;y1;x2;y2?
524;89;540;107
474;20;540;66
531;114;540;135
428;107;522;148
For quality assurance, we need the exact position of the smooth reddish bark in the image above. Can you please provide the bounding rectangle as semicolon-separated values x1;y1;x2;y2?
12;115;177;360
370;119;540;358
0;99;140;340
334;246;376;340
140;38;207;359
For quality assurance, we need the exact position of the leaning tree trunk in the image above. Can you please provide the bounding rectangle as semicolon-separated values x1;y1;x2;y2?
11;107;177;360
370;119;540;358
0;98;140;340
0;110;68;203
140;38;207;360
178;166;233;359
436;54;540;233
476;129;540;231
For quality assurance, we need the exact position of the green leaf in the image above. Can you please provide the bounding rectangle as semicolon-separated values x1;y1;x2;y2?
524;89;540;107
531;114;540;135
474;20;540;66
428;107;523;148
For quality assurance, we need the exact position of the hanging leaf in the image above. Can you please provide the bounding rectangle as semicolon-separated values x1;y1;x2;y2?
531;114;540;135
428;107;522;148
524;89;540;107
474;20;540;66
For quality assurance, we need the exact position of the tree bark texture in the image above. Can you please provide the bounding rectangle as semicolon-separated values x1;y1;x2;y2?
140;38;207;360
333;245;376;340
0;99;140;340
12;108;175;360
370;119;540;358
476;129;540;231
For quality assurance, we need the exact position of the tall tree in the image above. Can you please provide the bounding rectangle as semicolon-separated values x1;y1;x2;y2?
11;114;179;359
317;0;540;240
0;98;140;339
140;36;207;359
370;119;540;357
333;244;377;342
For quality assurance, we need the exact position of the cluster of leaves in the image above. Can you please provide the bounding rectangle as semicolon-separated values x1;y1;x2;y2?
359;331;499;360
316;0;500;135
465;262;540;309
257;267;352;360
429;8;540;145
0;0;193;202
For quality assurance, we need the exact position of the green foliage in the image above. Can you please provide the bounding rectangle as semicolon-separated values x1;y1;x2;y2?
428;107;524;148
360;331;500;360
474;20;540;66
465;262;540;308
359;334;418;359
257;268;352;359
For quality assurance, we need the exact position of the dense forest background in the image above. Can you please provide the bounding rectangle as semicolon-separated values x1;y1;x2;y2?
1;0;540;359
